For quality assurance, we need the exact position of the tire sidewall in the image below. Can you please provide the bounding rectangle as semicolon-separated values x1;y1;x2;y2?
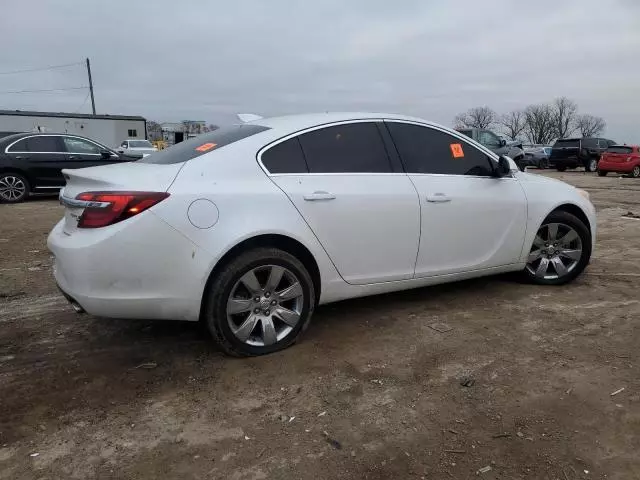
206;249;315;356
0;172;29;203
524;211;592;286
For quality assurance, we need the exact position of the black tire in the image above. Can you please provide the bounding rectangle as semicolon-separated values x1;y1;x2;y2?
521;210;592;286
597;169;608;177
632;166;640;178
0;172;30;203
203;247;315;357
538;158;548;169
557;164;567;172
585;158;598;173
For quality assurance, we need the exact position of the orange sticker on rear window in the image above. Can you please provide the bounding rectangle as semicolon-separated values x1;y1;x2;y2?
450;143;464;158
195;142;217;152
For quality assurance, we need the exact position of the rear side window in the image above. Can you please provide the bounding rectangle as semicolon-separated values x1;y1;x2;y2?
386;122;494;176
262;137;308;173
7;138;29;152
139;124;270;164
297;122;392;173
553;139;580;148
581;138;597;148
26;136;63;152
606;146;633;154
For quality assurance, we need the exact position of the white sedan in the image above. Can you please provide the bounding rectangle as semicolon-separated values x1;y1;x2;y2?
48;113;596;356
116;139;158;157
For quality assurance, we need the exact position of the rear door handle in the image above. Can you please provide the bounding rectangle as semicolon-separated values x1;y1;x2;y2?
426;193;451;203
68;156;78;160
303;191;336;201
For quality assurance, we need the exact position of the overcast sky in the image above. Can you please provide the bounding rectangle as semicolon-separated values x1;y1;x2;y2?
1;0;639;141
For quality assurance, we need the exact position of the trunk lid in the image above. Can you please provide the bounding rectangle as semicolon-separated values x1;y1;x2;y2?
551;139;581;160
59;162;183;234
602;146;634;163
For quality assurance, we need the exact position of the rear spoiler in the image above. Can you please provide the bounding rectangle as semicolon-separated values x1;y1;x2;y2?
237;113;263;123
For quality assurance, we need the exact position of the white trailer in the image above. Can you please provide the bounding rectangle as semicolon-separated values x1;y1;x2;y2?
0;110;147;149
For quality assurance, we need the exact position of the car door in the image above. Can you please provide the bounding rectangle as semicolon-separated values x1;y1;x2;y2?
385;121;527;277
262;121;421;285
61;136;114;168
6;135;68;188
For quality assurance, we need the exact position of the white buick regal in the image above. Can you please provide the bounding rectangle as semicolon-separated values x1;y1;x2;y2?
48;113;596;356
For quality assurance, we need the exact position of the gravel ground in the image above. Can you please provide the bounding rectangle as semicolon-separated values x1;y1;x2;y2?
0;170;639;480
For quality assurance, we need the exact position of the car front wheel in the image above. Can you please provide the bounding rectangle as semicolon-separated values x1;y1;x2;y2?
203;247;315;356
632;166;640;178
0;172;29;203
523;211;591;285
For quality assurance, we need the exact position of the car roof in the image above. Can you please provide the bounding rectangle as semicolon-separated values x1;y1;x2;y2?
252;112;450;133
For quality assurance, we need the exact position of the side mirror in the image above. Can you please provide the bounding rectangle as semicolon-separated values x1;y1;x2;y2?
499;139;507;147
100;150;112;159
495;155;511;177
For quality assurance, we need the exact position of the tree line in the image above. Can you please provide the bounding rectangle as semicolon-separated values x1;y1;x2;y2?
453;98;606;144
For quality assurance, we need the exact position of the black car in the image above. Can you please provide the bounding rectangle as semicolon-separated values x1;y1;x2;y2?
0;133;140;203
550;137;616;172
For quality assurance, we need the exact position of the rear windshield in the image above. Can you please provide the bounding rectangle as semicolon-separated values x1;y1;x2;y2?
457;129;472;138
129;140;153;148
606;146;633;154
553;139;580;148
139;124;270;164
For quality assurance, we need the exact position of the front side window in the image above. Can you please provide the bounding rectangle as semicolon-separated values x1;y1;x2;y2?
386;122;494;176
477;130;501;149
26;136;63;153
261;137;308;174
63;137;101;154
297;122;392;173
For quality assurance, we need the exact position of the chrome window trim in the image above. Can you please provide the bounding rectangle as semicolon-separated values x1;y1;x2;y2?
5;134;110;155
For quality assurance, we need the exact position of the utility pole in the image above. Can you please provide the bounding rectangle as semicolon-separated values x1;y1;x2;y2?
86;58;96;115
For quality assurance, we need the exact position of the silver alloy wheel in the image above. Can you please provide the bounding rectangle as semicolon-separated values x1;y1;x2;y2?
633;166;640;178
589;159;597;172
0;175;26;201
526;222;583;280
226;264;304;347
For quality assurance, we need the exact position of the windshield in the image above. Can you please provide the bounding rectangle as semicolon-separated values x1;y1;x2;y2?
129;140;153;148
139;124;270;164
606;146;633;154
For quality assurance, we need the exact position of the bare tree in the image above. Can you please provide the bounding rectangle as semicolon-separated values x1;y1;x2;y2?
146;120;162;141
453;106;497;130
524;104;555;144
498;110;527;140
550;97;578;138
575;114;606;137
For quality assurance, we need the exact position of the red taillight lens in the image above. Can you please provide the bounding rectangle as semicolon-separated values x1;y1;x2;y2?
75;191;169;228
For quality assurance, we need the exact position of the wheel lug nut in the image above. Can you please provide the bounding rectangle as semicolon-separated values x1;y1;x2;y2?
271;300;277;305
265;292;270;298
254;308;260;313
545;243;549;247
254;297;260;302
264;309;270;316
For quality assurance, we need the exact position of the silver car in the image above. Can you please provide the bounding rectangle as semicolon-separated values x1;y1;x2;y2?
116;139;158;158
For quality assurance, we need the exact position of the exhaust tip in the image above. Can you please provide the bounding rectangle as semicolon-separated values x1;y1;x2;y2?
70;301;85;314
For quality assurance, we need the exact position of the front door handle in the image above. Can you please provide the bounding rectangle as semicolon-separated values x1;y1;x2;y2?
68;156;78;160
426;193;451;203
303;191;336;201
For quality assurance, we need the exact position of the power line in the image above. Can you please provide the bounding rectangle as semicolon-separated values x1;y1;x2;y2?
0;86;88;95
71;91;91;113
0;61;84;76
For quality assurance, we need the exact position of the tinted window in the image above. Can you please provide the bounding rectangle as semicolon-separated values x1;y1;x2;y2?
386;122;494;176
7;138;29;152
477;130;501;149
63;137;101;154
606;146;633;154
26;136;62;152
129;140;153;148
581;138;597;148
457;129;472;138
140;124;270;164
262;137;308;173
297;122;391;173
553;139;580;148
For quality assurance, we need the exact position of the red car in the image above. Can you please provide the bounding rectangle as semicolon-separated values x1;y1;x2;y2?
597;145;640;178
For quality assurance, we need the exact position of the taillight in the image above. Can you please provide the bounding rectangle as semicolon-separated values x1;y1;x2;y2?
75;191;169;228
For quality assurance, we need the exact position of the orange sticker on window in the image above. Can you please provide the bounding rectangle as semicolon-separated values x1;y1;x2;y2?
195;142;217;152
450;143;464;158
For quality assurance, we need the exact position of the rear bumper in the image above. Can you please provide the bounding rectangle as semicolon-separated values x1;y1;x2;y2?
47;212;212;322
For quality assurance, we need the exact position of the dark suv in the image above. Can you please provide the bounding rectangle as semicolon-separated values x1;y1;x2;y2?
0;133;140;203
550;137;616;172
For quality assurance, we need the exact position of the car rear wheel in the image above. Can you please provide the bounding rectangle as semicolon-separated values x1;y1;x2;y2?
538;158;548;169
556;165;567;172
597;169;608;177
522;211;591;285
586;158;598;172
0;172;29;203
203;247;315;356
632;166;640;178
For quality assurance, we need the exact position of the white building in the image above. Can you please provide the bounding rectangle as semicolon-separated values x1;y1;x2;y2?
0;110;147;148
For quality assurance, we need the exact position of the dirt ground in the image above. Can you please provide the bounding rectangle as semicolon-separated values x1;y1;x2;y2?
1;171;639;480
